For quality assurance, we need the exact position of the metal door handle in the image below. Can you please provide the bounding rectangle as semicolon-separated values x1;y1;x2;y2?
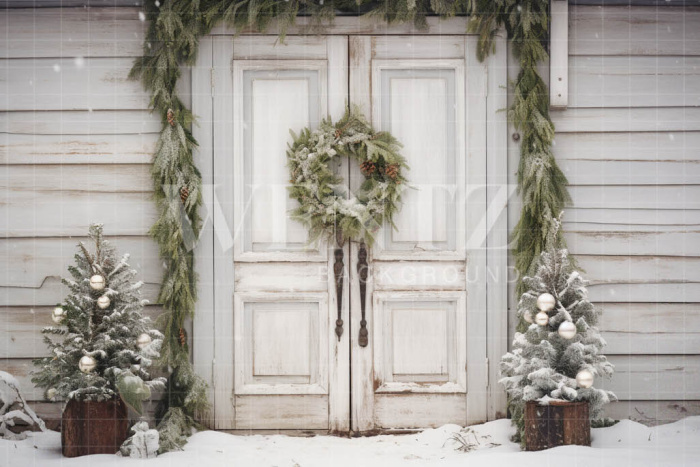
333;246;344;339
357;242;369;347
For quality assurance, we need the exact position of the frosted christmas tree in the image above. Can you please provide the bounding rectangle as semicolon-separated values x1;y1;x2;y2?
500;218;616;441
32;224;165;414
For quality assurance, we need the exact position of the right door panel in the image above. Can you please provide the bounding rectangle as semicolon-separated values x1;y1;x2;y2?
349;35;488;432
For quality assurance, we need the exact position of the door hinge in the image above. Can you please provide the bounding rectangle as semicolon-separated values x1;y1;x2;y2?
210;68;215;97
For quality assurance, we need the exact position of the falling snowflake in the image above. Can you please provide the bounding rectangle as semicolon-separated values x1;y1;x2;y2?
138;11;146;21
74;56;85;68
53;64;60;73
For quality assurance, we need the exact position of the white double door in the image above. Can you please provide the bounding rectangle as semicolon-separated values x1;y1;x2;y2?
211;34;487;432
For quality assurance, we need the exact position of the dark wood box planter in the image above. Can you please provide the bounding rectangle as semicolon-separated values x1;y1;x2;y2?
524;400;591;451
61;398;129;457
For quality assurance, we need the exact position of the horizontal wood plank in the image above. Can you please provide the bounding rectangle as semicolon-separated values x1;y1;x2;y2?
374;394;468;428
599;303;700;354
566;231;700;256
569;56;700;108
234;395;328;430
603;400;700;426
552;108;700;133
232;36;328;60
601;355;700;400
563;208;700;227
1;133;158;165
561;160;700;186
3;190;155;237
1;306;163;359
0;8;145;58
569;185;700;210
0;58;150;111
589;283;700;304
0;236;162;289
553;131;700;162
0;110;160;135
578;255;700;285
570;6;700;56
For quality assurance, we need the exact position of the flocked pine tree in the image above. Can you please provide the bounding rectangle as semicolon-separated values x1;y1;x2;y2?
32;224;165;416
500;217;616;442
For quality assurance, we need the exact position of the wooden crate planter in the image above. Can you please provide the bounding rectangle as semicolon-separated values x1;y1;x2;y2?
524;400;591;451
61;398;129;457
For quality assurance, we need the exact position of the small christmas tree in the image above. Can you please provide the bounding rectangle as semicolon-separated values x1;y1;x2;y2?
32;224;165;414
500;217;616;442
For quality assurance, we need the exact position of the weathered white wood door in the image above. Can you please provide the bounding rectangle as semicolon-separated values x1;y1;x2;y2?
348;36;488;431
211;34;487;432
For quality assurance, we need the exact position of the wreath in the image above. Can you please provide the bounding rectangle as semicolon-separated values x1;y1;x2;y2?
287;107;408;245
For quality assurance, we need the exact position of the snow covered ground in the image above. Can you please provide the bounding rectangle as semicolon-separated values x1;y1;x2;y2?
2;417;700;467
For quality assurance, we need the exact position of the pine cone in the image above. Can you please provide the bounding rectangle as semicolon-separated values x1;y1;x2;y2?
167;108;175;127
334;129;342;139
360;161;376;176
385;164;399;180
179;327;187;347
180;186;189;203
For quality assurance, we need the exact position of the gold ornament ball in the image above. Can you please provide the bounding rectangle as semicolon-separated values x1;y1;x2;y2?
535;311;550;326
89;275;106;291
536;293;556;312
523;309;533;324
52;306;66;324
576;369;595;389
558;321;577;339
79;355;97;373
137;333;152;350
97;295;111;309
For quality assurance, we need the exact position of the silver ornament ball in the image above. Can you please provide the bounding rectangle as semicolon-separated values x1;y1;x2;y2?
79;355;97;373
576;369;594;389
535;311;550;326
536;293;556;312
558;321;577;339
523;309;534;324
52;306;66;324
96;295;111;309
137;333;152;349
47;388;57;400
89;275;106;291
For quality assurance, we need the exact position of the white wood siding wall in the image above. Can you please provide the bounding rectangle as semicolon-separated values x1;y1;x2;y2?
2;5;699;429
507;5;700;425
0;8;164;424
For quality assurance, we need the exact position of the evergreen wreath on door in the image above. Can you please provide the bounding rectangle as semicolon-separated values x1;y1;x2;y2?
287;107;408;246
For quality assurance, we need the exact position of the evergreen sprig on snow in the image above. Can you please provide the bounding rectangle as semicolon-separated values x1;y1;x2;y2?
31;224;165;410
500;218;616;443
466;0;572;296
288;107;408;245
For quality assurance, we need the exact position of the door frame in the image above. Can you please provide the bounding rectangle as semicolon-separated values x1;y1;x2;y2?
190;18;508;430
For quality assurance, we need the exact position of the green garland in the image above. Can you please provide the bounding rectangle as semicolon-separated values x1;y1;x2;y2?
132;0;567;445
288;107;407;246
467;0;571;297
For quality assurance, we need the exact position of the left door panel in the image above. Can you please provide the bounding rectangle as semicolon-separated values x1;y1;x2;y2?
212;36;350;431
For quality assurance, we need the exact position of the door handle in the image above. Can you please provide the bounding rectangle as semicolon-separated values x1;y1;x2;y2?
333;245;344;339
357;242;369;347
